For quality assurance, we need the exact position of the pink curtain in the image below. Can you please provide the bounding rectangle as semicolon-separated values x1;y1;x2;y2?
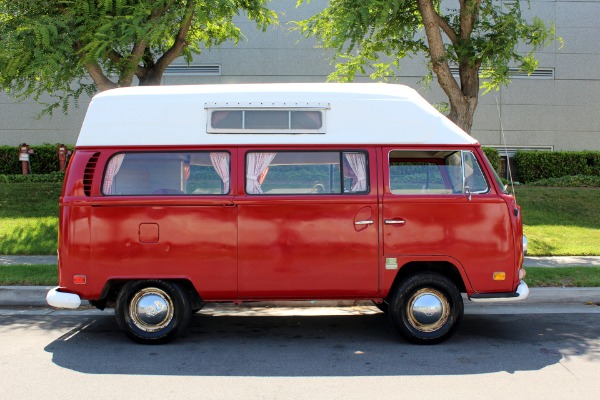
344;153;367;192
246;152;276;194
103;154;125;194
210;152;230;194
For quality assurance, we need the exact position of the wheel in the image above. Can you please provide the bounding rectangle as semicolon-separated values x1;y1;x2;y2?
115;280;192;344
388;273;463;344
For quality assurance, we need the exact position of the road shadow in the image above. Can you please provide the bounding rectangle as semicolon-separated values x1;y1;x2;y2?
31;310;600;376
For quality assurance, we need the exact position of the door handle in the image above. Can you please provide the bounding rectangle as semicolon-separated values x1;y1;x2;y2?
385;219;406;225
354;220;374;225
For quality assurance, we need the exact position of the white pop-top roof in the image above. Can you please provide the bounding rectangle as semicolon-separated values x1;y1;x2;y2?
76;83;478;147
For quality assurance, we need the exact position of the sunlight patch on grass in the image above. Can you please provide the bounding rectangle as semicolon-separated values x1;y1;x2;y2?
524;225;600;256
0;217;58;255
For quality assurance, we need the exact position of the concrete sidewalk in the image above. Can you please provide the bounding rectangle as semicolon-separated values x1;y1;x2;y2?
2;255;600;267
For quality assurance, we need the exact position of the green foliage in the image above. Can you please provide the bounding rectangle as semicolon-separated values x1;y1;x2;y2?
295;0;559;131
296;1;558;88
0;0;277;114
0;144;73;174
482;147;500;174
515;151;600;183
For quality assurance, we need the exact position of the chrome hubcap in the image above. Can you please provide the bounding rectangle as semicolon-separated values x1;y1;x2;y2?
129;287;174;332
406;288;450;333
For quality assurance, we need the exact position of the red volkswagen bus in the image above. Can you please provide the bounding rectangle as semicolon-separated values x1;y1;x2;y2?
47;83;528;344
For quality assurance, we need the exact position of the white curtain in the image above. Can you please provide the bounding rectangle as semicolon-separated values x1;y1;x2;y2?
210;152;231;194
246;152;276;194
103;154;125;194
344;153;367;192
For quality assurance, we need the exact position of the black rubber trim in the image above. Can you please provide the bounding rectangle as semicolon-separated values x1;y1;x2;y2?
470;291;519;299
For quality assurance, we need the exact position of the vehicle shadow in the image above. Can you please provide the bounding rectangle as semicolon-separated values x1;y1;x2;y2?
37;310;600;377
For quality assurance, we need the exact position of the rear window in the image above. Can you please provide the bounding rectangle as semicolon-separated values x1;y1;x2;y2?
102;152;230;195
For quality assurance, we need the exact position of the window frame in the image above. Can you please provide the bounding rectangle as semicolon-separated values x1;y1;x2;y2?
243;150;370;196
101;150;232;196
387;149;490;196
205;103;329;134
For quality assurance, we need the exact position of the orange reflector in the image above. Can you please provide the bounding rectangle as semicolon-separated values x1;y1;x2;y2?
73;275;86;285
493;272;506;281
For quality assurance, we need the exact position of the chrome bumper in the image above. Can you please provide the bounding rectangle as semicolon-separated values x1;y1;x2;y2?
46;287;81;309
469;281;530;303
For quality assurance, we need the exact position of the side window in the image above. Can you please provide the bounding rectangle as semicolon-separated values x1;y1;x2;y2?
462;151;489;193
102;152;230;195
388;150;488;195
245;151;369;195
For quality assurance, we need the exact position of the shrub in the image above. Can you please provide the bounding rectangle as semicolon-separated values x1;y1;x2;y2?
0;144;73;175
482;147;501;174
515;150;600;183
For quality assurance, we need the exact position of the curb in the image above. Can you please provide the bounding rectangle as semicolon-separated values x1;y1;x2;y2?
1;286;600;307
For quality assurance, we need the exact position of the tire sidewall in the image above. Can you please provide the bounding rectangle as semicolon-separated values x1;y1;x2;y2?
389;273;463;344
115;280;191;344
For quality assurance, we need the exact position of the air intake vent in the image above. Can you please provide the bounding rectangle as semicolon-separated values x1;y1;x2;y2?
83;153;100;196
164;64;221;76
449;67;554;79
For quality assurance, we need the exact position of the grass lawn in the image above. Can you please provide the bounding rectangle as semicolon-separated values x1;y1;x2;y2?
0;264;58;286
516;187;600;256
1;265;598;287
0;182;599;256
0;183;60;255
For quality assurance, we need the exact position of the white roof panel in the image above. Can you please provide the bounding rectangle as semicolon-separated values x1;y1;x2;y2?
76;83;478;147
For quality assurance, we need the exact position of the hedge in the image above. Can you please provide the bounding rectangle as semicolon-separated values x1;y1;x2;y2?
0;144;73;175
515;151;600;183
482;147;501;175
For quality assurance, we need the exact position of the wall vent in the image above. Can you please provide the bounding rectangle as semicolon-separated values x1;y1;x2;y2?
450;67;554;79
164;64;221;76
83;153;100;196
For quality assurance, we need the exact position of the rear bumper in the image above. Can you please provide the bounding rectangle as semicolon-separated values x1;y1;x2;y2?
46;287;81;309
469;281;530;303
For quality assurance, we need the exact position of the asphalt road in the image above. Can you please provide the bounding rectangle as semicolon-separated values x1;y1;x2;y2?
1;304;600;399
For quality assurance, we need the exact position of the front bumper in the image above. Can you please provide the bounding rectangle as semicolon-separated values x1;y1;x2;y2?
46;287;81;309
469;281;530;303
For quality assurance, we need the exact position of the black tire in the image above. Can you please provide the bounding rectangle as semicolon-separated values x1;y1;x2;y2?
388;273;463;345
372;300;388;313
115;280;192;344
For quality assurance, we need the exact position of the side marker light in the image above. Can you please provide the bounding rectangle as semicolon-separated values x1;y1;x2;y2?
493;272;506;281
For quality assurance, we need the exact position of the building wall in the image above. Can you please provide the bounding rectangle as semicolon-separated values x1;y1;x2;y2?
1;0;599;150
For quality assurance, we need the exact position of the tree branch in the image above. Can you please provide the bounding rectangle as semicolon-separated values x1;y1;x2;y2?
74;42;117;91
434;12;458;45
417;0;462;102
459;0;481;40
144;0;196;83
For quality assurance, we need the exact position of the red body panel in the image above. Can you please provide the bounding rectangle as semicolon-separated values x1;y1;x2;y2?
56;144;522;302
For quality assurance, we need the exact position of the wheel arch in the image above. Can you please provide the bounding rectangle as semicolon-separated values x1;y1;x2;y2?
386;260;467;302
91;278;204;311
